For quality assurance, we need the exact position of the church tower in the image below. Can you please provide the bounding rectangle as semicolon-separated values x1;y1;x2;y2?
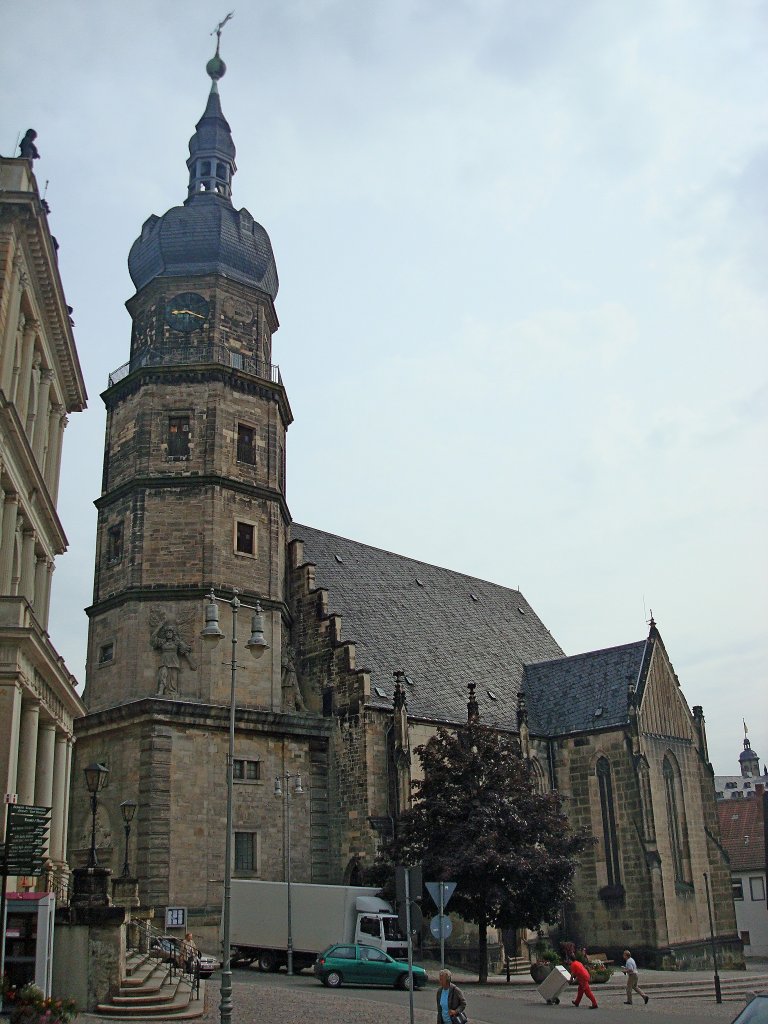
71;51;330;932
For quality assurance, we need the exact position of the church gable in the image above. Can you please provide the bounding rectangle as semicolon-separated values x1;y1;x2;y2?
636;629;695;743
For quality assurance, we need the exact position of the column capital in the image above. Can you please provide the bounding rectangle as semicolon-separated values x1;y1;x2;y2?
40;368;56;385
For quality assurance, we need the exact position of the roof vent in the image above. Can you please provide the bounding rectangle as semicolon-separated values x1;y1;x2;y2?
404;675;414;686
334;554;344;564
487;689;497;700
594;707;603;717
470;593;479;602
517;606;525;615
415;578;424;587
374;686;388;699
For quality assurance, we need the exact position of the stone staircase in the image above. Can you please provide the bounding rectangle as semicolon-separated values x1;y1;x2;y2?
93;950;206;1020
621;972;768;1003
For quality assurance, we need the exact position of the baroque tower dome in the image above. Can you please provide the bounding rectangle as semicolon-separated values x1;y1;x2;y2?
127;59;278;299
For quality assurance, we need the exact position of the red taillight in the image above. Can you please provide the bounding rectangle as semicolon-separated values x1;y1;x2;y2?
318;959;325;966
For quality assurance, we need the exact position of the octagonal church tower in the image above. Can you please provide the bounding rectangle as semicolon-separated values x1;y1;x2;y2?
71;53;331;934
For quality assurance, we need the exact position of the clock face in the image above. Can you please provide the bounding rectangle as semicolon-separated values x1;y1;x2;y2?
165;292;210;332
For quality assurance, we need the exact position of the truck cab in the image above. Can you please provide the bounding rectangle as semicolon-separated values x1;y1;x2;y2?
355;909;407;961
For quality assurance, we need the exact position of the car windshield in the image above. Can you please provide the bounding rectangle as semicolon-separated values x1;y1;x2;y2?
383;917;406;941
732;996;768;1024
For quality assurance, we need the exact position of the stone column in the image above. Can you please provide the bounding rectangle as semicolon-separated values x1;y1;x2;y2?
61;738;73;865
50;732;69;863
0;683;22;808
34;554;49;625
33;368;55;464
0;256;25;394
46;408;68;505
17;700;40;805
20;526;36;604
14;323;37;421
43;559;54;628
25;351;42;440
34;722;56;857
0;492;19;592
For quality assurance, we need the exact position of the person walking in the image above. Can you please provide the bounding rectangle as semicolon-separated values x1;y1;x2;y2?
436;969;467;1023
622;950;649;1005
569;957;598;1009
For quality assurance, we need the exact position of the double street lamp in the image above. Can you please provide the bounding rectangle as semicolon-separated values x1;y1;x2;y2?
274;771;303;976
201;588;268;1024
83;762;109;868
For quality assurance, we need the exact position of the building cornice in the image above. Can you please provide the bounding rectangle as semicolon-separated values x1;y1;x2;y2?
85;583;291;626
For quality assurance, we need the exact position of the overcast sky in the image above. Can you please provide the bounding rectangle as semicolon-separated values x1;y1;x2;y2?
2;0;766;776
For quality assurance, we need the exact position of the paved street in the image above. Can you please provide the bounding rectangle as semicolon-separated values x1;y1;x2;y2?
188;966;764;1024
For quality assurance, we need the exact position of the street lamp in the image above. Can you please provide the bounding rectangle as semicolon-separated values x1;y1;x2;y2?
274;771;303;976
120;799;137;878
83;762;109;868
201;588;268;1024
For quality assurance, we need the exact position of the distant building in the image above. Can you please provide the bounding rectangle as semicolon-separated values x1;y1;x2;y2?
0;153;87;892
68;53;739;969
718;782;767;957
715;732;766;800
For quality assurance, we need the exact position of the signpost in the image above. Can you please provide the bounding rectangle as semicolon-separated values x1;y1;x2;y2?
426;881;456;971
1;802;51;1011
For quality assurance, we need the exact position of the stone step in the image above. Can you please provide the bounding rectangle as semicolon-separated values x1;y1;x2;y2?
112;980;181;1006
94;980;205;1020
121;960;167;988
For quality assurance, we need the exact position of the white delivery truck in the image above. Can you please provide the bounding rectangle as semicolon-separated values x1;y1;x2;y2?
228;880;407;971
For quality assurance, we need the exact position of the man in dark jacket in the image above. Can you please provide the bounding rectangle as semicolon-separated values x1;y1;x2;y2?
436;969;467;1023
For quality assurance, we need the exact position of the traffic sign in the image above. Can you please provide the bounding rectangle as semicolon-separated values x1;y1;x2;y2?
430;915;453;940
426;881;456;910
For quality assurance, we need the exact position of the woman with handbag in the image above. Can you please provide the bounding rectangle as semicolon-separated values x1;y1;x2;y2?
436;969;468;1024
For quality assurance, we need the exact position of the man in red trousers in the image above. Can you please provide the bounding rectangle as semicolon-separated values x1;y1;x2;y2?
569;958;598;1009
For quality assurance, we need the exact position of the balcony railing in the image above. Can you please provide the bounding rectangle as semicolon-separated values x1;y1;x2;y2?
108;343;283;388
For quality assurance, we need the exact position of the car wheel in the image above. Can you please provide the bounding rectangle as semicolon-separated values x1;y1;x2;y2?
325;970;343;988
258;952;278;973
396;973;413;990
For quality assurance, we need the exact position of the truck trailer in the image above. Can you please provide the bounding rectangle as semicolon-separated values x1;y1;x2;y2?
228;880;407;971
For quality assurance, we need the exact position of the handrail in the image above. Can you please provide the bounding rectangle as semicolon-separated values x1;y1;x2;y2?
108;343;282;388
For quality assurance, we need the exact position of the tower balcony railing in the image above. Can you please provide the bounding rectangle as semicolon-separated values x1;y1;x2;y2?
107;343;283;388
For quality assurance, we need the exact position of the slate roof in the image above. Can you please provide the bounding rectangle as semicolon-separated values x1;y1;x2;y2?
293;524;565;730
522;640;648;738
718;794;766;872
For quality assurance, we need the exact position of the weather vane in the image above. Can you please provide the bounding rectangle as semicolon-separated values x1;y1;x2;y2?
212;11;234;47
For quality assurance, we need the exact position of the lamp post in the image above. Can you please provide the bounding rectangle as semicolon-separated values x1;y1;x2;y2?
201;588;268;1024
274;770;303;976
120;799;137;877
83;762;109;868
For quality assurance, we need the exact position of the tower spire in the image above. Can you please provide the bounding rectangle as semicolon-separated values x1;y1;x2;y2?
186;15;237;202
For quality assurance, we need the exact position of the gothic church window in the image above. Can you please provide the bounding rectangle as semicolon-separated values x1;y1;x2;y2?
168;415;190;459
637;759;656;841
237;423;256;465
662;754;693;888
106;523;123;564
596;757;622;889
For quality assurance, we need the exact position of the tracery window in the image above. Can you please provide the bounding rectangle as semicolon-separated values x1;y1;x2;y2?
596;757;621;888
662;753;692;888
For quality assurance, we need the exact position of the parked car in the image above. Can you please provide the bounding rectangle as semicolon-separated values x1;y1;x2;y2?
730;995;768;1024
313;943;428;989
150;935;181;965
197;953;219;978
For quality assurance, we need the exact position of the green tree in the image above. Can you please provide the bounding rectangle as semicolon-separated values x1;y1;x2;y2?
384;721;592;982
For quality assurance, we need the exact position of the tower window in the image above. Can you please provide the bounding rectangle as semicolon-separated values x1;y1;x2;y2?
106;523;123;564
168;415;190;459
200;161;211;176
98;642;115;665
237;423;256;465
235;521;255;555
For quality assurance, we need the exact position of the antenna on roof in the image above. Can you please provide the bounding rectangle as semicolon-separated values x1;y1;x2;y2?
42;179;49;201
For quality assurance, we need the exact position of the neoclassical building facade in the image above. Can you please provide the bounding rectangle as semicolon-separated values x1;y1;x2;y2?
69;55;738;967
0;154;87;888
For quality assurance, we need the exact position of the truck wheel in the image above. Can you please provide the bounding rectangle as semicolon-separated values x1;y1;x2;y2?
325;971;343;988
257;952;278;973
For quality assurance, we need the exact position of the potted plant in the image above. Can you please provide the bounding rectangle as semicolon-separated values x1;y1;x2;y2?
530;945;559;985
4;982;78;1024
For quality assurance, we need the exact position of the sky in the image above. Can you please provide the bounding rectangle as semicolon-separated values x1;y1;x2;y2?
2;0;766;776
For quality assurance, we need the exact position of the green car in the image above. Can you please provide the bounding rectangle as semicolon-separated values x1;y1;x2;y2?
313;943;428;989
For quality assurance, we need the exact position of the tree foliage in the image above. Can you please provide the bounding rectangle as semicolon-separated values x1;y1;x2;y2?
379;722;592;981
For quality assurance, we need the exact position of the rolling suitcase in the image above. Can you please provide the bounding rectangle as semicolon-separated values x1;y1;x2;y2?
537;964;571;1004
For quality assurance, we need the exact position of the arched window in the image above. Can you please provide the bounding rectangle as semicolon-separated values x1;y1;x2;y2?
637;759;656;842
662;754;692;887
596;757;621;888
529;757;547;794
